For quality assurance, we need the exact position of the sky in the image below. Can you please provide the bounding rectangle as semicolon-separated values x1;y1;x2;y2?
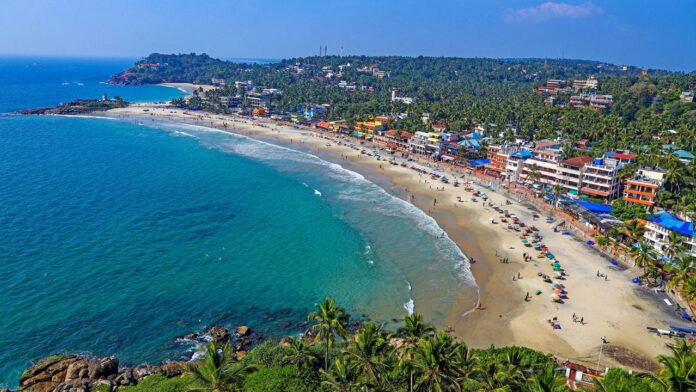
1;0;694;71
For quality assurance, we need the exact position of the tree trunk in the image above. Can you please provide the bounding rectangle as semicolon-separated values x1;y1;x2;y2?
325;339;329;370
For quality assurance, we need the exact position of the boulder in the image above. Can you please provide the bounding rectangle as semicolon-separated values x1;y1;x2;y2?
235;351;247;361
86;357;118;380
20;355;81;392
64;360;88;382
132;365;153;381
236;325;250;336
160;362;184;378
207;326;230;345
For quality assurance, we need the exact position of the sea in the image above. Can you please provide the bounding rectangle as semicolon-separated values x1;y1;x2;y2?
0;56;477;386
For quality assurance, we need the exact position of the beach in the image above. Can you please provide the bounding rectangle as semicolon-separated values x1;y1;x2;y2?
106;104;683;371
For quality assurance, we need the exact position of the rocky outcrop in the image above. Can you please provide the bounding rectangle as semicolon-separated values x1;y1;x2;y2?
18;355;183;392
18;99;128;115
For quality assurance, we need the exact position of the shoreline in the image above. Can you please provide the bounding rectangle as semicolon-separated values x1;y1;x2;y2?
98;105;682;371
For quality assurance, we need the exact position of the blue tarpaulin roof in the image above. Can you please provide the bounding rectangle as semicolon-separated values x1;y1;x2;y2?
648;211;694;237
511;150;533;159
467;159;490;166
576;201;612;214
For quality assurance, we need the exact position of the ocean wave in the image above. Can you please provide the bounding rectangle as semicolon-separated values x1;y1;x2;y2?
313;189;322;197
403;298;415;315
114;119;478;289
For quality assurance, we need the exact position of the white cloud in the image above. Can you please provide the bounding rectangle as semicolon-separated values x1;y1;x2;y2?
505;2;603;23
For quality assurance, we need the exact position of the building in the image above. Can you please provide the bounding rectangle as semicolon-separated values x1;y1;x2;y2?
219;95;242;108
211;78;226;86
353;120;386;138
246;92;271;108
644;211;696;259
520;145;563;186
580;157;624;200
505;150;533;183
569;94;613;110
572;76;598;91
235;80;254;91
557;156;594;196
409;131;441;155
680;91;694;103
485;144;520;179
391;90;416;105
623;167;665;208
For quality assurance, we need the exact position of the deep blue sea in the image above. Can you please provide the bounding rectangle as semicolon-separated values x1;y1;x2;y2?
0;57;476;386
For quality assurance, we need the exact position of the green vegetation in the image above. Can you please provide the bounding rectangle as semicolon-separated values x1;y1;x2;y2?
112;298;696;391
119;374;198;392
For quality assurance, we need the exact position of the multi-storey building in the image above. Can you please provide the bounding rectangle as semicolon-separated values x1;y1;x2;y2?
556;156;594;196
580;157;624;200
623;167;665;208
409;132;441;155
572;76;598;91
485;144;520;178
245;92;271;108
644;211;696;259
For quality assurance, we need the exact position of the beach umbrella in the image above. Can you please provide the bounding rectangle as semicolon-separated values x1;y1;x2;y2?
551;293;560;299
547;253;555;259
521;239;529;244
535;289;542;295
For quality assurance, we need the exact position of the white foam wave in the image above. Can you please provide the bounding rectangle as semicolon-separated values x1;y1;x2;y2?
117;119;478;290
313;189;322;197
403;298;415;315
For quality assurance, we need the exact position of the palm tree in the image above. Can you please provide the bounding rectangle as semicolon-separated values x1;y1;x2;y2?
397;313;436;392
283;337;320;371
525;362;568;392
624;219;645;241
664;160;686;192
631;241;657;279
656;340;696;391
681;276;696;302
308;297;350;370
343;321;390;390
411;332;463;391
187;342;254;392
321;357;356;392
666;254;694;289
667;231;686;260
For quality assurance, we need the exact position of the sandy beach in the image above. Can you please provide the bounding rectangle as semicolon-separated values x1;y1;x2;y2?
105;104;685;371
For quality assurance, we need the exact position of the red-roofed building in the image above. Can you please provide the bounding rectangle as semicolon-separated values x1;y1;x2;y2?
315;121;332;130
432;123;446;132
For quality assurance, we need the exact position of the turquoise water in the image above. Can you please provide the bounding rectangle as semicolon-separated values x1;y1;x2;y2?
0;58;477;386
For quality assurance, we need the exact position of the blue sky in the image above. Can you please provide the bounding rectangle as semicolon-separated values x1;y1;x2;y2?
1;0;694;71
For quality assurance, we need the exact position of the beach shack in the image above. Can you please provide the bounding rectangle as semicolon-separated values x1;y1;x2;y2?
563;360;604;390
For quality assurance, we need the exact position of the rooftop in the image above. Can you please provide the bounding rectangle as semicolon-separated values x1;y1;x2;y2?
648;211;694;237
560;155;594;168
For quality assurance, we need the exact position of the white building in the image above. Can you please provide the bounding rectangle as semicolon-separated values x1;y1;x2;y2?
644;211;696;259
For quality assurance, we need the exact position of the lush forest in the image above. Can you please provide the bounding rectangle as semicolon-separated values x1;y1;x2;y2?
100;298;695;392
111;53;695;150
112;54;696;212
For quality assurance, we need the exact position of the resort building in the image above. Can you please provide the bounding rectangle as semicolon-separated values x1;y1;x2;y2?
485;144;521;179
211;78;226;86
520;146;563;186
680;91;694;103
505;150;533;183
245;92;271;108
569;94;613;110
556;156;594;196
623;167;665;208
644;211;696;259
580;157;624;201
409;131;442;156
219;95;242;108
354;120;386;138
572;76;599;91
